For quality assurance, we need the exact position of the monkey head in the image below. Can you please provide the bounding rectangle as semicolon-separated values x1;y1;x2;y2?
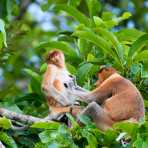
46;49;65;68
97;66;117;83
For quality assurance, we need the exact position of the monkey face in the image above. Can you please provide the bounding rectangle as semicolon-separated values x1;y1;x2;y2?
46;50;65;67
98;67;117;82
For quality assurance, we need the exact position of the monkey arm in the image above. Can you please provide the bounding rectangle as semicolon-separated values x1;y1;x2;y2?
42;65;70;106
95;80;101;87
79;77;113;104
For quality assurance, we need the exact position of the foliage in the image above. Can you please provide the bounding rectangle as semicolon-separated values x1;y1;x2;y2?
0;0;147;147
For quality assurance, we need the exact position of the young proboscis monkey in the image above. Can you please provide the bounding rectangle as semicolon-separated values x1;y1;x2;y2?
78;66;145;131
41;49;87;119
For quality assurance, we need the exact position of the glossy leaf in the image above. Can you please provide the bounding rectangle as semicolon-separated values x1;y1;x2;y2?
23;68;41;82
115;28;145;42
128;34;148;60
0;117;12;129
68;0;81;7
76;63;93;85
95;27;124;63
31;121;60;130
54;4;91;26
0;132;17;148
40;63;47;73
81;129;98;148
86;0;101;17
73;29;121;66
134;50;148;62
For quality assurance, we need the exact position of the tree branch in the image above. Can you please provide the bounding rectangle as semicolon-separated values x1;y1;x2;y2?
0;108;61;124
15;0;31;20
0;141;5;148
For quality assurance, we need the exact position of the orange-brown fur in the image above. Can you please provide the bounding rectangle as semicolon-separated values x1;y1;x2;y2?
79;67;145;131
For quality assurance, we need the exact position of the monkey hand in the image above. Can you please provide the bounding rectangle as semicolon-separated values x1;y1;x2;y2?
70;105;83;117
76;94;94;104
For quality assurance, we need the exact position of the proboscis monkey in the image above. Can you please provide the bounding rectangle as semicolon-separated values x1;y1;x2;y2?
41;49;87;118
78;66;145;131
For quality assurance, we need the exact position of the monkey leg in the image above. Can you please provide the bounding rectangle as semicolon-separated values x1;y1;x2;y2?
80;102;114;131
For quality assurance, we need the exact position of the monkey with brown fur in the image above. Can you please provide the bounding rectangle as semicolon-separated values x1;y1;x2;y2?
78;66;145;131
41;49;87;119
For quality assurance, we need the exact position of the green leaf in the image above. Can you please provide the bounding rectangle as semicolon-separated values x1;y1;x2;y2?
0;117;12;129
103;129;117;145
133;134;143;148
73;29;121;66
87;53;96;61
133;134;148;148
121;12;132;20
36;41;79;60
66;113;79;128
57;125;78;148
102;11;115;21
54;4;91;26
40;63;47;73
142;71;148;78
0;103;22;114
35;142;48;148
0;33;3;49
115;12;132;24
23;69;42;94
142;139;148;148
86;0;101;17
29;78;42;95
31;121;60;130
113;121;139;138
134;50;148;62
23;68;41;82
81;129;98;148
66;63;77;74
101;12;131;29
115;28;145;42
0;132;17;148
93;16;105;27
73;30;111;54
128;34;148;61
39;130;51;143
76;63;93;85
95;27;124;64
78;38;92;58
68;0;81;7
104;20;118;29
0;19;7;48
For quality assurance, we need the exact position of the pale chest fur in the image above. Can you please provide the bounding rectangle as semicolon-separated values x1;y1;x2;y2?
56;68;73;84
54;68;76;104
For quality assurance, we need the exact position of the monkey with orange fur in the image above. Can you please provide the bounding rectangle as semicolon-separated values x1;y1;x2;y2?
42;49;87;118
78;66;145;131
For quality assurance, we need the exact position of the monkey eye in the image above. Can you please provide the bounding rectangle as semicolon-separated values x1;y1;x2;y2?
69;75;74;78
64;83;68;88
